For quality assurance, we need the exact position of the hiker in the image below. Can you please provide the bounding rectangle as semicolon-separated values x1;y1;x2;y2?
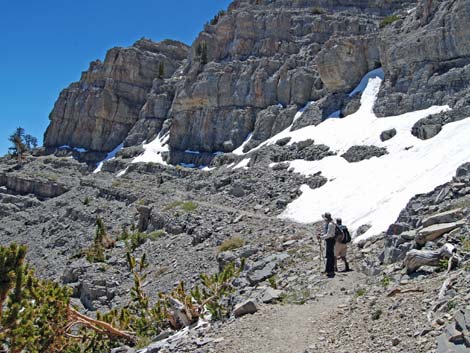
317;212;336;278
334;218;351;272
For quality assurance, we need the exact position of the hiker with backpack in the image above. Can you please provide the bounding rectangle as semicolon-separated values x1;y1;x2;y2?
334;218;351;272
317;212;336;278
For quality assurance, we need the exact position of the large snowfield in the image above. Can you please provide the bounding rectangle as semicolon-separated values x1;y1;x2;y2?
260;72;470;242
118;69;470;243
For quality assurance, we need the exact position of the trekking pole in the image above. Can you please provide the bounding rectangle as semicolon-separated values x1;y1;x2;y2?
318;235;323;271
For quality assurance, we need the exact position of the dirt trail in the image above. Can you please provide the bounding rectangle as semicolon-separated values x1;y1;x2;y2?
212;271;366;353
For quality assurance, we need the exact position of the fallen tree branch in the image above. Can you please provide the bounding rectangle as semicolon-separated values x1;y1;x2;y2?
404;243;458;274
387;288;424;297
67;306;135;343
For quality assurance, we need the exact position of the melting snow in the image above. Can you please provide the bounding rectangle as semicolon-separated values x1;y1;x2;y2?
233;158;251;169
93;143;123;173
132;133;169;165
265;70;470;242
233;133;253;155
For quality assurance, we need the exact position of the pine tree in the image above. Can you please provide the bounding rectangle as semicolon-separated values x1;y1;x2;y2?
158;62;165;79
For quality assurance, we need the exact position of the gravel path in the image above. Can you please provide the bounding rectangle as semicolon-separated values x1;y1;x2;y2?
212;271;365;353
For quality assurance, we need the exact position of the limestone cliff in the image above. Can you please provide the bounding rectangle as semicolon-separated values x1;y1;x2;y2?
44;39;189;153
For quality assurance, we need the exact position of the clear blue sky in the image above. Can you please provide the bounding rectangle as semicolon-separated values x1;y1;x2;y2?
0;0;232;155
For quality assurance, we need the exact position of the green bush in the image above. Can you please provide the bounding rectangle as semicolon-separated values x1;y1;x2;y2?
120;229;166;252
354;288;367;298
1;243;244;352
86;218;115;263
380;15;400;28
163;200;198;212
312;7;325;14
218;237;246;253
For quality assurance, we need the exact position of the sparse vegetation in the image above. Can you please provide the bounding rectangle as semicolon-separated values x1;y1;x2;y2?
8;127;37;164
268;275;279;289
279;288;312;305
372;309;383;320
312;7;325;15
218;236;246;253
119;228;166;252
210;10;226;25
83;196;91;206
163;200;198;212
85;218;115;263
158;61;165;79
354;288;367;298
0;243;243;352
380;15;400;28
196;41;208;65
380;275;391;288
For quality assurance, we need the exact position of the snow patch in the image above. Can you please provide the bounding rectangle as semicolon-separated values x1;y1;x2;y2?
58;145;88;153
116;167;129;177
274;71;469;243
132;133;169;165
233;158;250;170
348;68;384;97
233;133;253;155
93;143;123;174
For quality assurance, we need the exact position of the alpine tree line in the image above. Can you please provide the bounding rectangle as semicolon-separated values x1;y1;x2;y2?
8;127;38;163
0;219;243;352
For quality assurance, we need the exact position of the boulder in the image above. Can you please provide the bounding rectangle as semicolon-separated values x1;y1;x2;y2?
233;300;258;318
422;209;464;228
380;128;397;142
416;221;465;245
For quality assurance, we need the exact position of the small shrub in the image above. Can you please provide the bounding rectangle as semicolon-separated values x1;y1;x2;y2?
83;196;91;206
447;300;456;311
372;309;382;320
218;237;246;253
380;276;391;288
354;288;366;298
462;238;470;252
181;201;198;212
86;218;115;263
437;259;449;272
163;200;198;212
380;15;400;28
312;7;325;14
279;289;312;305
148;230;166;240
268;275;279;289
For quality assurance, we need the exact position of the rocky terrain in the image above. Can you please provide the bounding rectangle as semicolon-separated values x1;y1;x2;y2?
2;0;470;352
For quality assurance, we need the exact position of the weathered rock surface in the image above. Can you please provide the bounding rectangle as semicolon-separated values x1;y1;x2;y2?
341;145;388;163
44;39;189;153
375;0;470;123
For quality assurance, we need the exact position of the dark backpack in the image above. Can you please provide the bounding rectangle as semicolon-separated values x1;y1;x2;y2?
337;225;351;244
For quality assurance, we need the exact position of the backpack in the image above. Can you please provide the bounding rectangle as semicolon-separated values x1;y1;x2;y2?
337;225;351;244
334;225;344;242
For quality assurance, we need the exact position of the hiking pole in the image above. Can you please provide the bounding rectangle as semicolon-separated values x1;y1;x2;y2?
318;235;323;271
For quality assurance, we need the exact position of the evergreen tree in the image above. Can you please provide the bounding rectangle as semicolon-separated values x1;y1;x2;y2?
158;62;165;79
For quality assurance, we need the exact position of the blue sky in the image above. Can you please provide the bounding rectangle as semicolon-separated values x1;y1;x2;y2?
0;0;232;155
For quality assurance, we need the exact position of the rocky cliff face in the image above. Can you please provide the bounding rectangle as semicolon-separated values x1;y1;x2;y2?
168;0;416;163
43;0;470;167
44;39;189;153
375;0;470;118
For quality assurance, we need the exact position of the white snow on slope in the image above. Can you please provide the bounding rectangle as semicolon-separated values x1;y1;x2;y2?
233;133;252;155
93;143;123;173
268;72;470;242
132;133;169;165
233;158;251;170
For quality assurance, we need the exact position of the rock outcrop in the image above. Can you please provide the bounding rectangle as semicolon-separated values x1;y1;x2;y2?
168;0;415;164
44;39;189;153
375;0;470;119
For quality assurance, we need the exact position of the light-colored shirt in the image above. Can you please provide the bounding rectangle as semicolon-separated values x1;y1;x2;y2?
321;222;336;240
